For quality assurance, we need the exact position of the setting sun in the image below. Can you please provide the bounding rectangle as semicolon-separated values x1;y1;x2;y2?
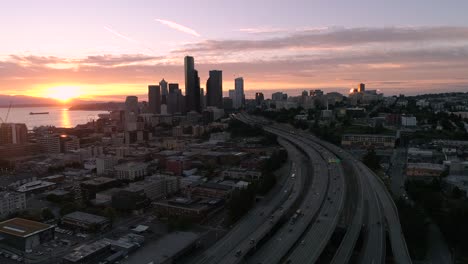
45;86;81;102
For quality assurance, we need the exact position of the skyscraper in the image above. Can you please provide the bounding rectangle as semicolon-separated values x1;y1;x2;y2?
200;88;206;109
125;96;139;131
169;83;179;94
148;85;161;114
167;84;184;114
184;56;201;112
358;83;365;93
206;70;223;108
125;96;139;114
234;77;244;108
193;69;201;112
160;79;168;104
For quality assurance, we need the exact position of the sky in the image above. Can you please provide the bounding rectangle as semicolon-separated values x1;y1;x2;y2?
1;0;468;101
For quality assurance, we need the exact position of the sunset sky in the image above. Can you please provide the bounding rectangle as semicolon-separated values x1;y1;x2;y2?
1;0;468;101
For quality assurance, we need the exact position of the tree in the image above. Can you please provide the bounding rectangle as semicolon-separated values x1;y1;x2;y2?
451;187;465;199
41;208;55;220
362;148;381;172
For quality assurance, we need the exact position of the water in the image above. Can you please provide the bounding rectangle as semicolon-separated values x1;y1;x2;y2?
0;107;108;129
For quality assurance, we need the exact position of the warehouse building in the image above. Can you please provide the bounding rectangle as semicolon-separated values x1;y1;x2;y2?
0;218;54;251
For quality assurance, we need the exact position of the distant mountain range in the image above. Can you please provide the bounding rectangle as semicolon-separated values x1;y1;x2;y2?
0;95;103;107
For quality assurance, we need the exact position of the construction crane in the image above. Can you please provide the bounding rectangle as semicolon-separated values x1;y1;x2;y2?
0;102;12;123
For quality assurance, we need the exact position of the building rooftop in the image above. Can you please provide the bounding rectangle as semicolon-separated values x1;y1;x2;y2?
0;218;53;238
81;177;116;186
407;163;445;170
199;182;233;191
62;211;109;224
114;162;148;170
63;240;110;262
16;180;56;193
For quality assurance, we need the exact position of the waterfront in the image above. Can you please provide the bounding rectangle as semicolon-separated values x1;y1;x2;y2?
0;107;108;128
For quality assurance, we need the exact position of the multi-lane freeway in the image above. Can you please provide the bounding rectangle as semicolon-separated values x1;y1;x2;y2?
190;113;411;264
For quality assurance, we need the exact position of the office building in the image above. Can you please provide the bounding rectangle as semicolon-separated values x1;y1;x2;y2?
148;85;161;114
80;177;118;201
358;83;365;92
200;88;206;109
125;96;139;115
272;92;287;101
160;79;168;104
112;186;149;211
206;70;223;108
0;191;26;218
0;123;28;145
96;156;119;175
234;77;244;108
37;134;61;154
185;56;201;112
255;92;264;106
169;83;179;93
125;96;139;131
114;162;148;181
129;175;179;201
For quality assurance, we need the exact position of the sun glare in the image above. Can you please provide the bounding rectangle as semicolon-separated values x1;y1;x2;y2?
46;86;81;102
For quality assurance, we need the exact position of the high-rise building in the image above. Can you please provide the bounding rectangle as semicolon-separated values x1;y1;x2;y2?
184;56;201;112
160;79;168;104
272;92;287;101
168;86;184;114
234;77;244;108
125;96;139;131
200;88;206;109
206;70;223;108
0;123;28;145
358;83;365;93
169;83;179;93
125;96;139;115
229;89;235;100
148;85;161;114
255;92;264;106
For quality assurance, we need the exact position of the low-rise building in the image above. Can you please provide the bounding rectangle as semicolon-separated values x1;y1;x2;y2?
16;180;56;194
112;186;149;211
153;197;219;220
114;162;148;181
401;116;417;127
166;156;192;176
62;211;110;232
63;240;112;264
406;163;445;180
221;168;262;181
96;156;119;175
341;134;396;148
129;175;179;201
80;177;118;201
0;218;54;251
186;182;233;199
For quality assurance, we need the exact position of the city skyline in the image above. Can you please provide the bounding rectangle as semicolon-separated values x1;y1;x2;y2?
1;1;468;101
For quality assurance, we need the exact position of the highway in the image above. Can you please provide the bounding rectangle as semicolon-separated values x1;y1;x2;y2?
247;130;332;264
190;137;308;264
330;161;364;264
240;114;348;264
295;126;410;264
195;113;411;264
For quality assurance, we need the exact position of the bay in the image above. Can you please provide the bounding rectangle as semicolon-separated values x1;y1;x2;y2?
0;106;108;129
